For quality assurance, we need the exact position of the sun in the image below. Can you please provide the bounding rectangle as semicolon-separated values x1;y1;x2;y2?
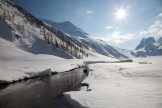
115;8;127;20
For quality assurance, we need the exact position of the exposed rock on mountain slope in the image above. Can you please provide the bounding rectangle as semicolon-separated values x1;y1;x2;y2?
135;37;156;50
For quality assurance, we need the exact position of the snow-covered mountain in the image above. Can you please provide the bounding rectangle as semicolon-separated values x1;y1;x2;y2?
43;19;134;59
0;0;89;59
0;0;134;59
42;19;89;38
135;37;156;50
134;37;162;57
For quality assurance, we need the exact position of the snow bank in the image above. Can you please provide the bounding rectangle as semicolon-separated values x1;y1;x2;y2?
0;56;85;84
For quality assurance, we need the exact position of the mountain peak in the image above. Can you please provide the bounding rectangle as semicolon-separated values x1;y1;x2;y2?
134;37;162;56
136;37;155;50
42;19;89;38
141;37;155;43
145;37;155;42
61;21;73;25
58;21;77;28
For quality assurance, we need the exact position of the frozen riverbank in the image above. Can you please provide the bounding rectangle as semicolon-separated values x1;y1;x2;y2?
0;67;87;108
0;54;85;84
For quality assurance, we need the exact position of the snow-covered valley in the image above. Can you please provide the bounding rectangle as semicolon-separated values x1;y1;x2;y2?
0;0;162;108
65;56;162;108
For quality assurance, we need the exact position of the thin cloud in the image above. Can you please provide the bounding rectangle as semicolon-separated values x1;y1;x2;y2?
86;10;92;14
159;13;162;17
140;20;162;37
105;26;119;30
86;10;93;20
140;13;162;37
157;29;162;36
94;31;134;45
110;31;134;44
105;26;114;29
93;31;135;45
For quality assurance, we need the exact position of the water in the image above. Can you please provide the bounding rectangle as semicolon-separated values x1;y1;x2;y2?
0;68;86;108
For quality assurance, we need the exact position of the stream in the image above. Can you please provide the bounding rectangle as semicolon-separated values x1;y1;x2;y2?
0;68;87;108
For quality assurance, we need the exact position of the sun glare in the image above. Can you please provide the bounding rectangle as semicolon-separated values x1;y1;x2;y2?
115;8;127;20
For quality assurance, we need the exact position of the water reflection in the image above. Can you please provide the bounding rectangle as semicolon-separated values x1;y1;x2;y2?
0;68;86;108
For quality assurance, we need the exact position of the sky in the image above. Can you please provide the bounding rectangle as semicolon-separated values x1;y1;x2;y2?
12;0;162;50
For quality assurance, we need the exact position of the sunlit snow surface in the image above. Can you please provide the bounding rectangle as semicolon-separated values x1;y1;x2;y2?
65;56;162;108
0;35;84;83
0;1;162;107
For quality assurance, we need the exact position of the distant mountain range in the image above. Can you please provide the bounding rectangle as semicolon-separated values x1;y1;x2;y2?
43;19;162;58
133;37;162;57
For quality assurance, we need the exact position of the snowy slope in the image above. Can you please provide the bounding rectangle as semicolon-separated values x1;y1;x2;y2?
0;27;86;84
79;37;134;58
43;19;134;59
0;29;117;84
134;37;162;57
0;38;32;60
0;20;85;84
0;0;89;84
0;0;88;59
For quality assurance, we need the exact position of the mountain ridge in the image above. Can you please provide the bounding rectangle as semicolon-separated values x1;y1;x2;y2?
0;0;88;59
42;19;89;38
42;19;134;58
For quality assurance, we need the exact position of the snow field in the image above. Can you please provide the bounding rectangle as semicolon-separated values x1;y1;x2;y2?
65;56;162;108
